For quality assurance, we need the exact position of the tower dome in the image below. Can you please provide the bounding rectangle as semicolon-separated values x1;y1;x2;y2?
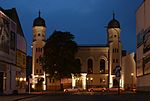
108;13;120;28
33;11;46;27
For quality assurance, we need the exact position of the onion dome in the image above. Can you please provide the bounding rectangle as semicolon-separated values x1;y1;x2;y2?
33;11;46;27
108;13;120;28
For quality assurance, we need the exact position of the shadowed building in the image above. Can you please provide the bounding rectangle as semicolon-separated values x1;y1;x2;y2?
136;0;150;92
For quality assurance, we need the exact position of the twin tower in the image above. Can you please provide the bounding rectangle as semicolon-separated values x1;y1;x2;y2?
31;12;122;90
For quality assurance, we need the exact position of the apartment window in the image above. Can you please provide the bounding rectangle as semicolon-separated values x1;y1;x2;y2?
53;79;55;83
113;59;115;63
36;69;38;73
40;69;42;73
38;33;40;36
36;59;38;63
23;55;25;65
116;59;118;63
113;48;115;53
49;78;51;83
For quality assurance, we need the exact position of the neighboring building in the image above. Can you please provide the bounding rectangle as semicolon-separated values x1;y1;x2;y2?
31;11;46;91
26;55;32;92
136;0;150;92
5;8;27;93
0;8;18;94
0;7;27;94
122;52;136;90
26;56;32;80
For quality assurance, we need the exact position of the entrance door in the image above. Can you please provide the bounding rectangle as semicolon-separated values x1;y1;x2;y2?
0;72;3;94
113;78;119;87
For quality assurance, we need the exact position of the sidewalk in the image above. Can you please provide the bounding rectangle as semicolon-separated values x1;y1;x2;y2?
0;92;43;101
0;91;64;101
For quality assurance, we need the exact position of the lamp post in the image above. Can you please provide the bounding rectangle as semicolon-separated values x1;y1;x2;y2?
131;73;134;91
54;71;57;92
90;78;93;88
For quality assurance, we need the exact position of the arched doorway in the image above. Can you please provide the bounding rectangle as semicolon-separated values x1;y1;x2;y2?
87;59;93;74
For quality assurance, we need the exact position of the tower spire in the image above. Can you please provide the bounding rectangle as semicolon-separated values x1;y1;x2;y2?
113;11;115;19
39;10;41;17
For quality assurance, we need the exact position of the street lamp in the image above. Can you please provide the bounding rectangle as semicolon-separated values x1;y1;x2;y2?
90;78;93;88
131;73;134;90
54;71;57;92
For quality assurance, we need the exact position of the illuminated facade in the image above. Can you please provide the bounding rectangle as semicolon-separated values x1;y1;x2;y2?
32;11;46;90
136;0;150;92
31;12;134;90
75;14;122;88
0;8;27;94
5;8;27;93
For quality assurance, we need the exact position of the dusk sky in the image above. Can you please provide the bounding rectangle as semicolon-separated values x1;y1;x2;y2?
0;0;143;55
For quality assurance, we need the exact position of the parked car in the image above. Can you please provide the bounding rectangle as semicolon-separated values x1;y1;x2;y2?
64;87;84;93
107;87;124;92
88;87;106;92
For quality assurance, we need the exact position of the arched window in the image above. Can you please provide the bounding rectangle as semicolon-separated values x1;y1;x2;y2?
76;59;81;66
75;59;81;73
87;59;93;74
100;59;105;73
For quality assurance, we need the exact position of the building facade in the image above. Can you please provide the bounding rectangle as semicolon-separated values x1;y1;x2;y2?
122;52;136;90
0;8;18;94
74;14;123;89
136;0;150;92
0;7;27;94
31;11;136;90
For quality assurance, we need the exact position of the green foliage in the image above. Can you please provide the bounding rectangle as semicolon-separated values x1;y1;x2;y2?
41;31;81;79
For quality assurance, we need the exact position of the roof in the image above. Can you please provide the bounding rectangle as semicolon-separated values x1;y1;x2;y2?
33;11;46;27
107;13;120;29
2;8;25;37
78;44;108;47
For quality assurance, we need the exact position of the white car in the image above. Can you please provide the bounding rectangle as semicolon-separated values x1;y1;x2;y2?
88;87;106;92
64;87;84;93
107;87;124;92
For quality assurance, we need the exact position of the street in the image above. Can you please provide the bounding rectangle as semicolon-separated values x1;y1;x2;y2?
18;92;150;101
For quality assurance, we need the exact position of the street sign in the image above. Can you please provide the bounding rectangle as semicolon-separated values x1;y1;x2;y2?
115;65;121;77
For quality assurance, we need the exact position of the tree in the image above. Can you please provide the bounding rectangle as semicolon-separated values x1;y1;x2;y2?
41;31;81;79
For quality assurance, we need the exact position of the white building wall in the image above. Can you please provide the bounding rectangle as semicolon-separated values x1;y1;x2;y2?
122;53;136;89
136;0;150;92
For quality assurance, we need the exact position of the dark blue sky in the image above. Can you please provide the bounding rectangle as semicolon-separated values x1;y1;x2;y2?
0;0;143;55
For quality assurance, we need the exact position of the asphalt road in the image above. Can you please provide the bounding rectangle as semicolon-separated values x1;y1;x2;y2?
20;93;150;101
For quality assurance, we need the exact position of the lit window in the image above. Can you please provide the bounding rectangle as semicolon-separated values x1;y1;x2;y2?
100;59;105;73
